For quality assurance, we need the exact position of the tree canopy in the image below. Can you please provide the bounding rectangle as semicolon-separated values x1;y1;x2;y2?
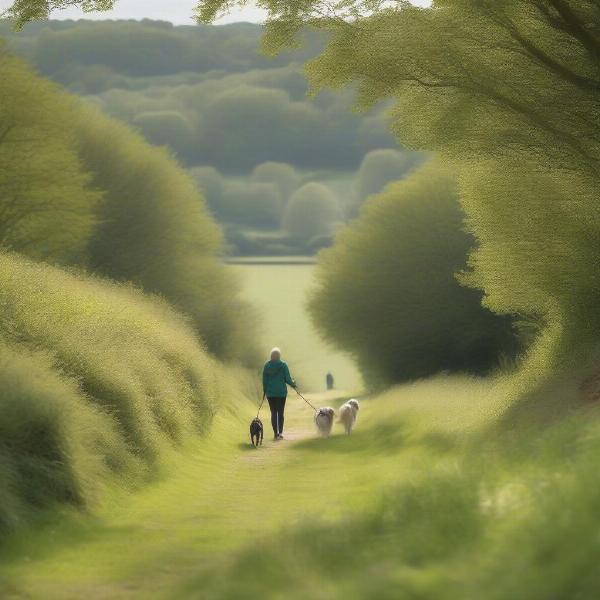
0;45;100;264
197;0;600;351
0;19;399;172
4;1;115;29
251;162;301;201
0;44;257;363
282;182;341;239
6;0;600;350
309;161;519;384
352;149;423;215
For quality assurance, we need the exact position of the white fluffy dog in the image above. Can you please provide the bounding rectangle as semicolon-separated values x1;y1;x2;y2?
315;407;335;437
338;399;360;435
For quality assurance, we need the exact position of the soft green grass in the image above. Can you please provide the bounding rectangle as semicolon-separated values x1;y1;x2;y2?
0;252;246;534
232;262;363;391
183;375;600;600
0;376;500;599
2;291;599;600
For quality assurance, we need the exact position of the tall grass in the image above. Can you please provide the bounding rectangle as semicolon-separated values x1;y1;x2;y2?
0;252;238;533
0;344;129;531
174;370;600;600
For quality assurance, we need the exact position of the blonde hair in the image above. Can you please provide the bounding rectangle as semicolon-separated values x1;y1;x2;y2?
270;347;281;358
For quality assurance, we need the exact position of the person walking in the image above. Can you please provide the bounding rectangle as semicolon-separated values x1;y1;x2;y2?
262;347;296;440
326;372;334;390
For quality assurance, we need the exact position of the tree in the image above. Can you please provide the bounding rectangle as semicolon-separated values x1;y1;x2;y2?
132;111;194;155
353;149;422;215
202;0;600;357
8;0;600;357
2;18;401;172
5;1;117;30
282;182;341;239
10;1;593;176
308;162;519;385
197;85;326;171
0;46;100;264
221;181;283;227
251;162;300;203
189;166;226;217
72;103;257;362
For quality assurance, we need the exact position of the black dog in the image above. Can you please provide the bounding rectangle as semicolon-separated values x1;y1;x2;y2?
250;418;263;447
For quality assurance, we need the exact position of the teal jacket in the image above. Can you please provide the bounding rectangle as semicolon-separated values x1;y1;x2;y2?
263;359;295;398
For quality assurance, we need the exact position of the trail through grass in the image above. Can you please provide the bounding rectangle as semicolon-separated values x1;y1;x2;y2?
0;377;494;599
232;262;363;391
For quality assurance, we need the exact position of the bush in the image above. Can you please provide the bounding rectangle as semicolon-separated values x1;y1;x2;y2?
190;166;226;218
282;182;342;239
250;162;301;203
0;48;257;364
460;156;600;362
132;110;194;152
0;252;231;532
221;181;283;227
309;162;519;385
0;345;128;531
352;149;423;215
0;47;100;265
74;104;257;363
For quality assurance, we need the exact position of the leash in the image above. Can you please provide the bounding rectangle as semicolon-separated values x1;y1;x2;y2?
256;393;265;419
256;388;317;417
294;387;318;413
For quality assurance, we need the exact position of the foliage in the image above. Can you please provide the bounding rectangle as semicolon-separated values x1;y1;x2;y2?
190;165;227;217
309;162;519;384
0;46;100;264
3;1;114;30
0;343;125;531
4;19;318;74
0;17;424;259
0;252;226;532
0;45;257;362
198;84;338;171
190;160;352;254
0;19;400;172
282;182;341;239
195;0;600;368
193;162;302;231
221;181;283;227
72;103;256;362
250;161;301;201
132;110;195;152
353;148;423;214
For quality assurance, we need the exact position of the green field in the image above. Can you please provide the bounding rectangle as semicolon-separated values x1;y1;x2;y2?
232;260;363;392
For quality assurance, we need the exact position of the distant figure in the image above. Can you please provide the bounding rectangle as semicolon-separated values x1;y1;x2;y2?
262;347;296;440
326;372;334;390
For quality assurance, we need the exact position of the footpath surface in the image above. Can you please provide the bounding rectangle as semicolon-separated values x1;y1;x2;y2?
1;391;365;599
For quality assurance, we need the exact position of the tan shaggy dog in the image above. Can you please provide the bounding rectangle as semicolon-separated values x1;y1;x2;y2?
314;407;335;437
338;399;359;435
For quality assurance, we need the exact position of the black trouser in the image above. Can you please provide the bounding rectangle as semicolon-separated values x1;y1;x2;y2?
267;396;286;436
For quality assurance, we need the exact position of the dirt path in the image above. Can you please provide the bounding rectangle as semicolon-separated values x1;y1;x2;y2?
242;390;333;458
